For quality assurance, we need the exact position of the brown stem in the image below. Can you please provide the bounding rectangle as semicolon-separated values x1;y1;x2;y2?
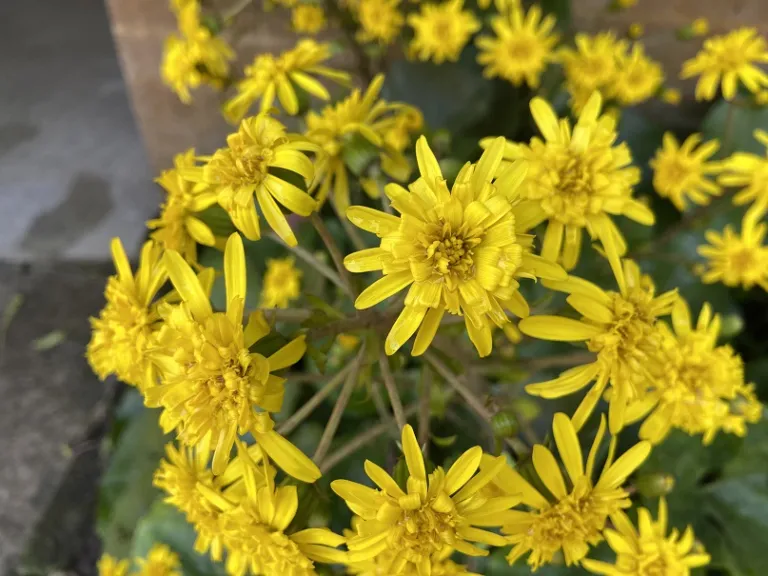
331;200;367;252
378;348;407;430
306;307;400;340
310;213;357;298
370;380;399;438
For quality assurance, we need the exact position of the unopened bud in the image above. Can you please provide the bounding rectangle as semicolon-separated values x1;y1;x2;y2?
492;411;519;439
720;314;744;339
635;473;675;498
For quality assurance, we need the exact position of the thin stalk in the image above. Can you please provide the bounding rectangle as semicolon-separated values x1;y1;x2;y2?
331;200;366;252
378;348;407;430
310;213;356;297
370;380;399;438
418;365;432;450
222;0;252;22
258;308;313;323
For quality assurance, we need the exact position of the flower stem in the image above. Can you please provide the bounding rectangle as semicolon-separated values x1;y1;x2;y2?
378;348;408;430
221;0;253;23
418;365;432;452
331;200;367;252
310;213;357;298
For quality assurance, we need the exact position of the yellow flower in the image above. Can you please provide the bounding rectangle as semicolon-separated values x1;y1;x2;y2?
147;149;218;265
407;0;480;64
182;113;318;247
719;129;768;218
661;87;682;105
261;257;302;308
559;32;627;99
609;44;664;106
344;136;567;357
519;259;678;433
224;39;349;122
332;424;519;574
583;498;710;575
489;92;648;273
291;4;326;35
382;106;424;153
97;554;130;576
347;546;479;575
627;23;643;39
475;2;559;88
697;215;768;290
135;544;181;576
650;133;722;211
87;239;167;391
355;0;404;46
145;233;319;480
306;74;416;211
681;27;768;101
626;299;762;445
616;0;637;7
496;414;651;569
690;17;710;37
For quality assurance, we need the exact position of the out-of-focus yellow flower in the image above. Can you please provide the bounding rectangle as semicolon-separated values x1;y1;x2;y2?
487;92;647;273
583;498;710;575
355;0;404;45
333;424;517;574
407;0;480;64
626;299;762;445
344;136;566;357
148;149;218;265
559;32;627;111
291;4;326;35
756;90;768;105
135;544;181;576
97;555;129;576
520;260;677;433
661;87;682;104
719;129;768;219
681;27;768;101
146;233;318;480
476;2;559;88
261;257;302;308
697;214;768;290
496;414;651;569
615;0;637;7
181;113;319;247
690;17;710;37
382;106;424;153
628;23;644;39
650;133;722;211
87;239;167;391
224;39;349;122
609;44;664;105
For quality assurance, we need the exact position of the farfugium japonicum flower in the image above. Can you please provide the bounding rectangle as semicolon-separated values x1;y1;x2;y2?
181;113;319;247
87;239;168;392
407;0;481;64
609;43;664;106
719;129;768;219
355;0;404;46
135;544;181;576
145;233;319;480
291;4;326;35
519;259;678;433
97;555;129;576
332;424;519;575
344;136;567;358
582;498;710;575
492;413;651;569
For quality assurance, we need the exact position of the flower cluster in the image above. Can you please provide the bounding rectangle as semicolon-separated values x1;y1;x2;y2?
98;544;181;576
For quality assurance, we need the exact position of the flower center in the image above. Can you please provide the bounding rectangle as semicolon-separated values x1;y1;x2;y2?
507;38;535;61
237;147;275;181
730;247;758;271
425;230;478;281
588;291;656;363
538;152;597;223
393;503;456;560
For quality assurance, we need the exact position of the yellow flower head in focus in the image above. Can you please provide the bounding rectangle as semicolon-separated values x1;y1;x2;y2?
491;92;647;273
407;0;481;64
291;4;326;35
87;239;167;391
520;260;678;433
629;299;762;445
355;0;404;46
344;136;567;357
681;27;768;101
697;215;768;290
559;32;628;104
135;544;181;576
609;43;664;106
583;498;710;575
347;546;479;575
719;129;768;218
650;133;722;211
145;233;319;480
332;424;519;574
224;39;349;122
475;2;559;88
496;414;651;569
261;257;302;308
148;149;218;265
182;113;319;247
97;555;129;576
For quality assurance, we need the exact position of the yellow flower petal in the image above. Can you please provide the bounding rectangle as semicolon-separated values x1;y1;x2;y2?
364;460;406;498
412;306;445;356
444;446;483;495
224;232;247;321
401;424;426;481
164;249;213;320
519;315;602;341
267;335;306;371
532;445;568;499
596;441;651;490
386;305;427;355
553;413;584;484
415;136;443;183
256;430;321;483
526;362;600;398
355;271;413;309
346;206;401;236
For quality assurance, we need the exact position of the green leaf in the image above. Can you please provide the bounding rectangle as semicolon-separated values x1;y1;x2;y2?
131;501;226;576
722;412;768;478
341;132;381;176
701;99;768;157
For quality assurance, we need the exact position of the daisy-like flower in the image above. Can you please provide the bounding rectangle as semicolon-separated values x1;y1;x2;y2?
135;544;181;576
344;136;567;357
407;0;481;64
146;233;319;480
347;546;479;575
681;27;768;101
559;32;628;109
519;259;678;433
719;129;768;219
582;498;710;575
306;74;417;211
609;44;664;106
495;413;651;569
87;239;167;391
182;113;319;247
697;214;768;290
223;39;349;122
97;555;129;576
147;149;218;265
489;92;648;273
332;424;519;574
260;257;302;308
355;0;404;46
291;4;326;35
650;133;722;211
626;299;762;445
475;2;559;88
